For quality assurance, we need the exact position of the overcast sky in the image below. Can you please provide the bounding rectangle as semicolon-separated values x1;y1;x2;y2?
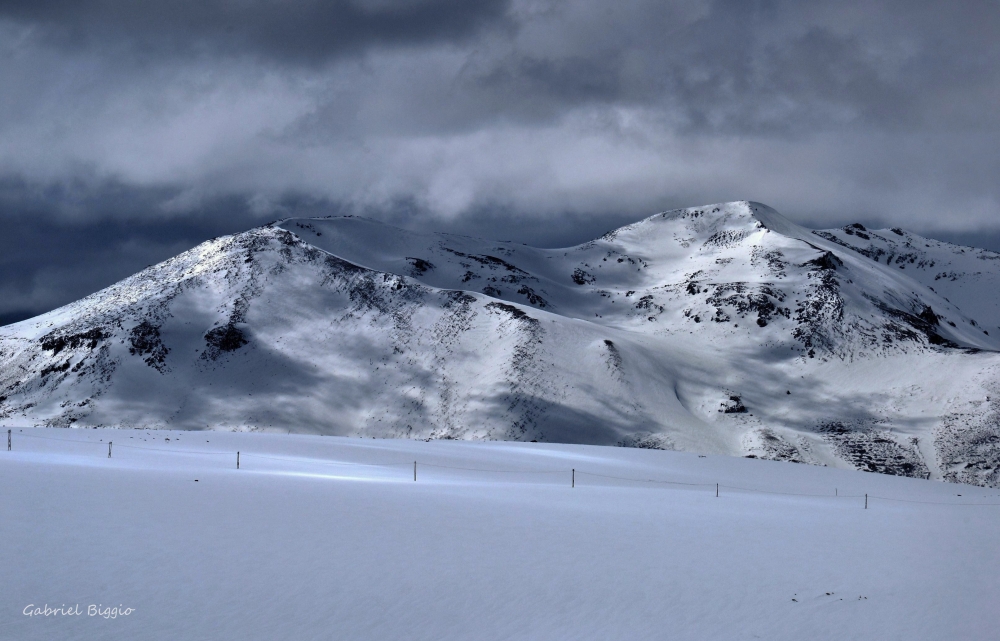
2;0;999;325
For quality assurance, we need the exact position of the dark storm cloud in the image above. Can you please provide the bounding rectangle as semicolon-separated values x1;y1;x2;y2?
456;0;1000;135
2;0;1000;323
1;0;511;62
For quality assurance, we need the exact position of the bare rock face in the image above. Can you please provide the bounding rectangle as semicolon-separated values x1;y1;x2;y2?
3;201;1000;485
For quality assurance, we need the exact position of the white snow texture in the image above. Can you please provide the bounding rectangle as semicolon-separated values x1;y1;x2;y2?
3;428;999;641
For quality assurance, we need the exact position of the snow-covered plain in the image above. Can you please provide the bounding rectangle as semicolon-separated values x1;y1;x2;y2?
3;428;999;640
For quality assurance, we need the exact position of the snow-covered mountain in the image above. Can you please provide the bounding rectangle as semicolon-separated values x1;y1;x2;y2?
3;201;999;485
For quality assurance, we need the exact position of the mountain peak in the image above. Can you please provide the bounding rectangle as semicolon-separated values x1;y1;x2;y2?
595;201;809;250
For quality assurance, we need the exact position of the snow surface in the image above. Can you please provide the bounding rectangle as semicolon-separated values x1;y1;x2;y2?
3;201;1000;486
3;428;999;640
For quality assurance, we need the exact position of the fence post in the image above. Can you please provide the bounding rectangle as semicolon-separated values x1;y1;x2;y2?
865;494;868;509
716;483;719;498
108;442;112;458
7;429;9;451
414;461;417;482
237;451;240;470
835;488;838;497
572;468;575;488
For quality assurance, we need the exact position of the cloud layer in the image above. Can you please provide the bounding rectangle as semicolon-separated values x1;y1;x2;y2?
2;0;999;322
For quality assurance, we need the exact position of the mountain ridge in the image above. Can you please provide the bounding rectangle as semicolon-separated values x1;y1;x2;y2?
2;201;999;486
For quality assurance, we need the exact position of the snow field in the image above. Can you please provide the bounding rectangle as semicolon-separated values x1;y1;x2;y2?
3;428;999;640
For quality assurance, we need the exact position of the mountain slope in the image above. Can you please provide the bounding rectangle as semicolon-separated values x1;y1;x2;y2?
2;201;999;485
809;221;1000;330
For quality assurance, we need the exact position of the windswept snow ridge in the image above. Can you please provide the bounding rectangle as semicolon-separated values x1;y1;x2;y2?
3;201;1000;485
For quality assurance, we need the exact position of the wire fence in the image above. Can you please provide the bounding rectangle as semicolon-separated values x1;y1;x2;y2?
6;428;1000;507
